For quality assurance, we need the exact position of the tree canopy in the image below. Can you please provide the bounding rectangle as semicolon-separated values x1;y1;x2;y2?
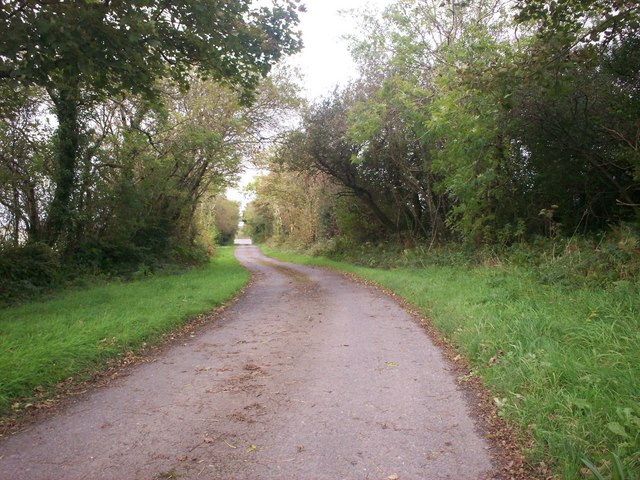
1;0;302;100
0;0;301;248
251;0;640;249
0;0;301;297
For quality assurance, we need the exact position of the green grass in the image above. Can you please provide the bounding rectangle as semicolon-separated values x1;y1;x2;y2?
261;245;640;479
0;247;249;416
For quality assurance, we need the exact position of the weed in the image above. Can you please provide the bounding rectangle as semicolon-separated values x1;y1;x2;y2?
582;453;636;480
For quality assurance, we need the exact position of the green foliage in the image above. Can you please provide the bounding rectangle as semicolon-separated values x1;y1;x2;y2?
243;200;275;244
0;243;61;303
212;197;241;246
0;0;301;253
500;225;640;289
0;68;298;296
244;169;339;246
254;0;639;249
582;453;635;480
516;0;640;46
0;247;249;415
0;0;301;101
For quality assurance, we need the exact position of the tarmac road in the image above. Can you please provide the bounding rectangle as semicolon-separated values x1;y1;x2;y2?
0;246;496;479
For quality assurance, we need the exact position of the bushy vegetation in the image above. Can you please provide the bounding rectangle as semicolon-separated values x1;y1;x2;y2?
0;243;61;303
262;242;640;479
0;1;301;302
245;0;639;249
274;224;640;289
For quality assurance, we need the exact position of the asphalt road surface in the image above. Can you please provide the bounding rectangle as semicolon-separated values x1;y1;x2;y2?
0;246;496;479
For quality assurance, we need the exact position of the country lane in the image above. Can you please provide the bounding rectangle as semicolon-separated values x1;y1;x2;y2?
0;245;497;479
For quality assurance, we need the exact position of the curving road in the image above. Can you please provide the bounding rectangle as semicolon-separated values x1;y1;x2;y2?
0;246;496;479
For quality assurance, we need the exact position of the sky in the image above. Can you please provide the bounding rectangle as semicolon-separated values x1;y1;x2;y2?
227;0;391;207
288;0;390;100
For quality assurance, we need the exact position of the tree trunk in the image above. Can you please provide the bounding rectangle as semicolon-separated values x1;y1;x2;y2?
356;187;395;231
25;182;41;242
12;186;20;246
44;79;81;246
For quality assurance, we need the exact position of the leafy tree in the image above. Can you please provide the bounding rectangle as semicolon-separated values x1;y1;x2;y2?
211;197;240;246
0;85;50;245
243;199;275;244
512;0;640;230
281;89;399;234
516;0;640;46
347;0;514;243
0;0;302;245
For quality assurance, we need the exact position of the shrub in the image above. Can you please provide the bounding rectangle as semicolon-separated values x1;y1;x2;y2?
0;243;61;303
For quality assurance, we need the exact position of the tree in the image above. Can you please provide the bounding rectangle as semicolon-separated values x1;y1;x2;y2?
512;0;640;229
208;197;240;246
347;0;513;243
0;84;49;245
0;0;302;245
282;89;399;234
516;0;640;47
243;199;275;244
59;71;300;268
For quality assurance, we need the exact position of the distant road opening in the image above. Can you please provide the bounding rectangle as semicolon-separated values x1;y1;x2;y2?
234;238;253;245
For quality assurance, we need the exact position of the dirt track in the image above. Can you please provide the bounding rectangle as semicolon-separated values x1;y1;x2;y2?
0;246;496;479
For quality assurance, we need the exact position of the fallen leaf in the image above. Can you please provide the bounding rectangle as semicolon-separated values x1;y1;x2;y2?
386;361;398;368
225;441;237;449
203;436;214;444
493;397;507;408
453;354;461;362
177;455;188;462
387;474;399;480
247;444;257;452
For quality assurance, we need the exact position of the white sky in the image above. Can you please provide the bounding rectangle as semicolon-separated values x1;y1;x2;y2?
228;0;392;207
288;0;390;100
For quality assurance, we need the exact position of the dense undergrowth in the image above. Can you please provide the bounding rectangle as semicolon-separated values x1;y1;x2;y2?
0;247;249;417
0;240;211;306
262;233;640;479
300;224;640;289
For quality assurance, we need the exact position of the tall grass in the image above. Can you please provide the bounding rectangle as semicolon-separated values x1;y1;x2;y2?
0;247;249;416
262;245;640;479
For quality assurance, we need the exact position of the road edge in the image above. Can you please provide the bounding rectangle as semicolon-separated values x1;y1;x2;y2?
0;264;255;440
259;247;543;480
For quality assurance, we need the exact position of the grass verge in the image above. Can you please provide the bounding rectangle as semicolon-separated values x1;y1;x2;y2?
261;245;640;479
0;246;249;417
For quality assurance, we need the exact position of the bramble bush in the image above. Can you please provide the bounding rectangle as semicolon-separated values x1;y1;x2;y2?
0;243;61;303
